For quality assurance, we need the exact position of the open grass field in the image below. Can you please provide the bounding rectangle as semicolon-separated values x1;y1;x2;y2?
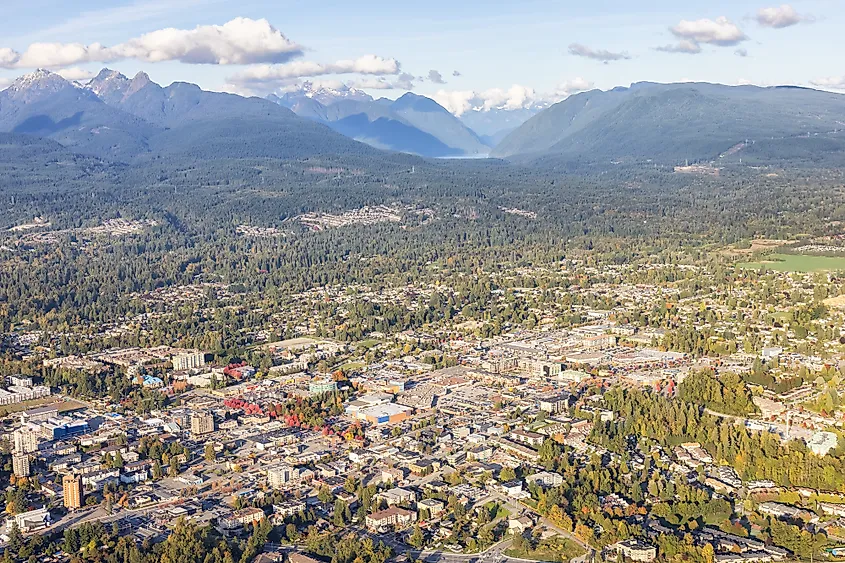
354;339;382;349
483;501;511;520
505;537;586;562
738;253;845;272
721;238;789;257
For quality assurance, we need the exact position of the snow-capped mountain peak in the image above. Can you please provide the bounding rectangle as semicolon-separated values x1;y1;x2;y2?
3;69;75;102
86;68;130;99
280;81;374;106
84;68;157;104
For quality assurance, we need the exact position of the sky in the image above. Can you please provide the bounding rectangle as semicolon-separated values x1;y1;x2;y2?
0;0;843;114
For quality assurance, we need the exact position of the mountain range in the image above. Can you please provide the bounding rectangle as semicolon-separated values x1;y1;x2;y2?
493;81;845;165
271;85;491;158
2;69;845;169
0;68;381;163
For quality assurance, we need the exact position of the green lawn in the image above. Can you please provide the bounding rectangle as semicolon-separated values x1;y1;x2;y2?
505;538;586;562
484;501;511;520
738;253;845;272
339;361;366;371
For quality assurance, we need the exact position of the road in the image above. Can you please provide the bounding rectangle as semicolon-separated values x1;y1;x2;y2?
40;493;193;538
489;493;594;563
415;538;514;563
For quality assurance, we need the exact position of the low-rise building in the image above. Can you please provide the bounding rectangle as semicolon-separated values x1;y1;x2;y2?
267;464;300;488
376;487;416;507
365;506;416;531
807;431;838;456
418;498;445;518
612;539;657;562
538;394;570;414
526;471;563;488
220;507;266;530
510;429;544;448
8;507;50;533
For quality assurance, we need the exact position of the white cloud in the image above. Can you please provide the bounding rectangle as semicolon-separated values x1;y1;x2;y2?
428;70;446;84
735;48;748;57
14;43;111;68
810;76;845;90
55;67;96;81
0;48;19;67
434;79;592;116
352;77;395;90
756;5;811;28
393;72;415;90
433;90;481;115
0;17;302;69
554;77;594;97
568;43;630;62
658;16;747;54
657;40;703;54
112;17;302;64
670;16;747;46
0;76;13;90
229;54;400;86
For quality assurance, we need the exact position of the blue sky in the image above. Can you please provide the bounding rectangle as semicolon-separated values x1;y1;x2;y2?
0;0;842;113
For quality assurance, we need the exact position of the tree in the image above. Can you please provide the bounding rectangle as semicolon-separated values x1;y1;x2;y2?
318;487;333;504
344;475;358;494
169;457;180;477
334;499;348;527
409;525;424;548
204;443;216;462
499;467;517;482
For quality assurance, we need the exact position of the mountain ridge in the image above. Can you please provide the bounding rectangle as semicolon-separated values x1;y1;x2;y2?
492;81;845;164
272;88;489;157
0;68;380;163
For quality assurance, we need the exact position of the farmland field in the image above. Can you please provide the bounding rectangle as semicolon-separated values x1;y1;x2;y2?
738;253;845;272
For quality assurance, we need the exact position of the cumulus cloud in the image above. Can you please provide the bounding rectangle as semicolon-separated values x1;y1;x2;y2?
0;47;21;67
670;16;748;46
434;79;592;116
452;70;461;77
229;55;400;87
0;76;12;90
428;70;446;84
568;43;630;62
658;16;747;54
656;40;703;54
55;67;96;81
393;72;415;90
554;77;594;97
735;48;749;57
811;76;845;90
756;4;811;28
0;17;302;69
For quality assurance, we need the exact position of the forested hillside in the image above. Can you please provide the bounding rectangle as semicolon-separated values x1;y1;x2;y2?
493;82;845;165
